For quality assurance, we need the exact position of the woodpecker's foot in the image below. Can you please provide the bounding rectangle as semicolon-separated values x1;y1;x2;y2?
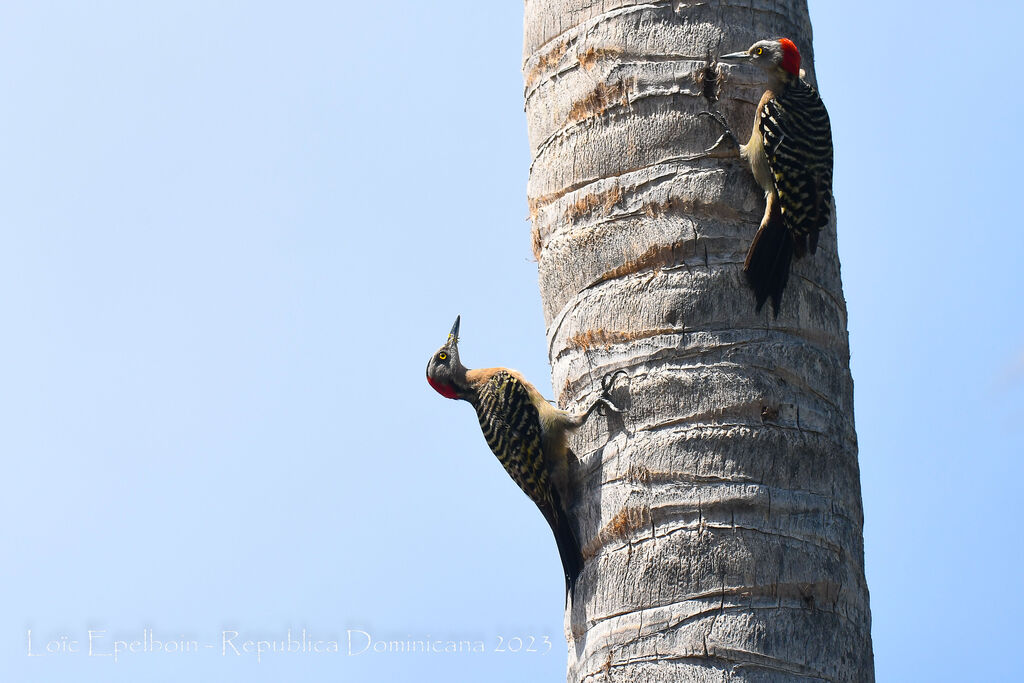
595;370;628;416
700;109;737;136
571;371;628;426
602;369;627;396
693;110;741;159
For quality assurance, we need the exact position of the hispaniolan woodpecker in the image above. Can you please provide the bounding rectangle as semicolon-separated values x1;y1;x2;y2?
708;38;834;316
425;316;623;596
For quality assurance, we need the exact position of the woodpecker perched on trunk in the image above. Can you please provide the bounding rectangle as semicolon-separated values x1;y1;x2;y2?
425;316;623;596
707;38;834;316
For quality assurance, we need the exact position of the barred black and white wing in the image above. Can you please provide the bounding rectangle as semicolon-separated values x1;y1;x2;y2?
472;370;582;593
759;79;834;256
474;371;550;506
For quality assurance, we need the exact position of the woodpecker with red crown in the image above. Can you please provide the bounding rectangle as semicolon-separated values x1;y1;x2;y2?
426;316;624;597
705;38;834;316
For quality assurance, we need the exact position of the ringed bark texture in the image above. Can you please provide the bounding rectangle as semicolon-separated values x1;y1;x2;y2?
522;1;873;681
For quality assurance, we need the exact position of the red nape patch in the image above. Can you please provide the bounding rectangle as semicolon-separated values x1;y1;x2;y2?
427;376;458;399
779;38;801;76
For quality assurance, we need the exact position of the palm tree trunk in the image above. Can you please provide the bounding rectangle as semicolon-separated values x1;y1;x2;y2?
523;1;873;681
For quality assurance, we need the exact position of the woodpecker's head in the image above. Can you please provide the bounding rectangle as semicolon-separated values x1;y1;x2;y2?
720;38;803;81
426;315;467;400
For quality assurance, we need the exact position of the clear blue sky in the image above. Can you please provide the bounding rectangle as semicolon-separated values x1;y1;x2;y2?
1;2;1021;681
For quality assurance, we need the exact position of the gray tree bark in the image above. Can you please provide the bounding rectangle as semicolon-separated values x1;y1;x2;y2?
522;1;873;681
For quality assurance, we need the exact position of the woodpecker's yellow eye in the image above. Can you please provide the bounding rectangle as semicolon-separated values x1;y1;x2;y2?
438;352;447;361
755;47;763;56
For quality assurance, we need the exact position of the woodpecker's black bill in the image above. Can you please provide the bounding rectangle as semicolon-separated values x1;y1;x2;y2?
447;316;460;346
718;51;751;62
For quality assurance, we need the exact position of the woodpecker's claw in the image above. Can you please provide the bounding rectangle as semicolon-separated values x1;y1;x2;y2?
596;370;628;415
698;110;741;156
678;110;740;161
602;369;628;394
699;109;731;132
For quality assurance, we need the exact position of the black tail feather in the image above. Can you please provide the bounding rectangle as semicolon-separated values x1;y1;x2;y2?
743;201;793;318
544;493;583;598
